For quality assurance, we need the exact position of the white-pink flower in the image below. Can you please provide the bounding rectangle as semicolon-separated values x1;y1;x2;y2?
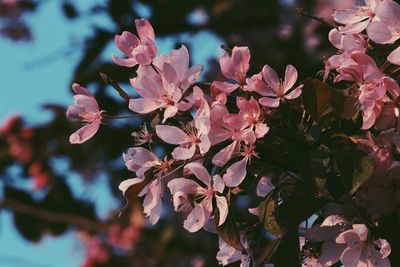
112;18;157;67
66;83;103;144
167;162;228;232
155;99;211;160
257;64;303;108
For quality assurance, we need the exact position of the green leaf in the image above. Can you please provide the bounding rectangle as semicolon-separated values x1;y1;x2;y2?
301;78;344;127
215;209;245;251
351;155;374;195
259;191;284;237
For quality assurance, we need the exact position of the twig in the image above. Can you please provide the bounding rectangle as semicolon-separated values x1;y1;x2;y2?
100;72;131;102
1;198;107;232
296;8;337;28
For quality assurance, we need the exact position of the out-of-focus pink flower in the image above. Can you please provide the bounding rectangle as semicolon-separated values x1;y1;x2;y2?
257;64;303;108
333;0;380;34
167;162;228;232
156;99;211;160
0;114;21;136
107;223;140;251
28;162;50;190
112;18;157;67
66;83;103;144
79;234;110;267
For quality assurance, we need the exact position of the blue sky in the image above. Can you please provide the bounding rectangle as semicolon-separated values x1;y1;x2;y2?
0;1;223;266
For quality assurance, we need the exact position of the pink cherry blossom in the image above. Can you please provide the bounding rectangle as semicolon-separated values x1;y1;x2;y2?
131;123;152;146
129;45;203;122
367;0;400;44
212;46;251;94
112;18;157;67
66;83;103;144
257;64;303;108
167;162;228;232
155;99;211;160
333;0;380;34
336;224;391;267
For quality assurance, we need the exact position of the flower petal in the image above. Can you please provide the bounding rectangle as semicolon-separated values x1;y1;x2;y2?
156;125;189;144
184;162;212;186
69;120;101;144
222;157;248;187
215;195;228;226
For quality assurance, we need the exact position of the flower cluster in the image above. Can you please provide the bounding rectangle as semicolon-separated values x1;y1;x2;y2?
67;1;400;265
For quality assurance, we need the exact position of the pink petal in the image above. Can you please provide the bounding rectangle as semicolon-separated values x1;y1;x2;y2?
184;162;212;186
375;0;400;25
213;174;225;193
156;125;188;144
375;238;391;258
170;45;189;83
255;123;269;139
184;202;206;232
129;98;163;114
256;176;274;197
162;105;178;123
66;106;84;120
171;145;196;160
259;97;280;108
285;84;303;99
130;75;162;99
74;95;99;113
328;28;342;49
261;64;280;93
283;65;298;93
367;20;398;44
211;81;239;94
333;9;368;25
135;19;155;42
162;62;177;85
198;134;211;155
223;114;245;129
115;31;140;56
167;178;200;195
195;99;211;135
212;141;238;166
222;157;248;187
72;83;92;97
388;46;400;65
118;177;144;195
318;240;344;266
112;54;137;67
339;18;370;34
220;46;250;82
340;247;362;267
215;195;228;226
143;179;163;224
69;120;101;144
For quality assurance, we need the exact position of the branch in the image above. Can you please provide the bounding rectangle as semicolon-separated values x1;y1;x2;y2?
1;198;107;232
100;72;131;102
296;8;337;28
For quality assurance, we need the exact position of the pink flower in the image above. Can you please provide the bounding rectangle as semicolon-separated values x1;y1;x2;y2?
388;46;400;65
336;225;391;267
155;99;211;160
167;162;228;232
333;0;380;34
131;123;152;146
112;18;157;67
212;46;251;94
66;83;103;144
257;64;303;108
223;96;269;140
129;46;203;122
367;0;400;44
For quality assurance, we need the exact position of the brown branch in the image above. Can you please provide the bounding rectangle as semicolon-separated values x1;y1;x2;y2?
1;198;107;232
296;8;337;28
100;72;131;102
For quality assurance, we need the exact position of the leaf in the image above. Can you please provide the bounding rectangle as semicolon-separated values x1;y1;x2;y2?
334;150;374;195
301;78;344;126
351;155;374;195
259;191;284;238
273;229;300;267
120;168;156;215
276;197;328;227
215;209;245;251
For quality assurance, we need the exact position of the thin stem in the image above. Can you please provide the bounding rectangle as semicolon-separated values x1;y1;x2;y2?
100;72;131;101
150;63;160;75
296;8;337;28
1;198;107;232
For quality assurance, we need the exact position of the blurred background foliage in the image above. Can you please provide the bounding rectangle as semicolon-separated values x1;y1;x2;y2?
0;0;345;266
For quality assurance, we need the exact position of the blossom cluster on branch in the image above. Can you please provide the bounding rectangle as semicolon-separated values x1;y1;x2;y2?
67;1;400;266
